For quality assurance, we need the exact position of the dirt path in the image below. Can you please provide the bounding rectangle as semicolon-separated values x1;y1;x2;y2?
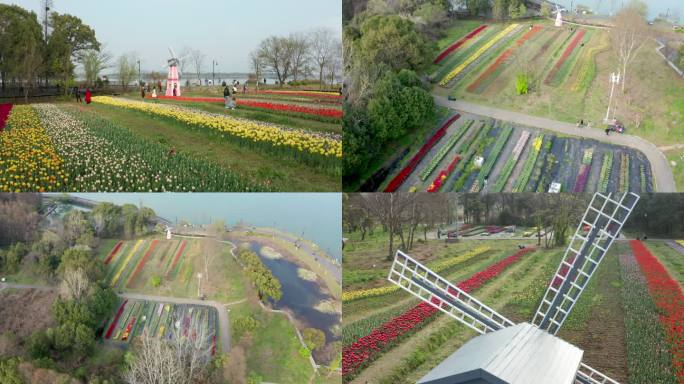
434;96;677;192
660;143;684;152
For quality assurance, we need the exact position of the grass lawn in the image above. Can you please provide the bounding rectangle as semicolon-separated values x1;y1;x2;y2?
229;300;313;383
60;103;340;192
666;149;684;191
644;240;684;287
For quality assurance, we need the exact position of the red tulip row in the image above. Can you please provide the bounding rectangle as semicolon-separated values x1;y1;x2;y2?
146;95;341;119
105;299;128;339
467;25;542;92
258;90;342;99
342;247;535;379
0;103;12;132
545;30;586;84
434;25;488;64
385;114;461;192
630;240;684;380
166;240;187;278
427;155;462;192
103;241;124;265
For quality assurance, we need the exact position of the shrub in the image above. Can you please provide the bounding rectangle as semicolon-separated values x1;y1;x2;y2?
150;275;162;288
515;73;529;95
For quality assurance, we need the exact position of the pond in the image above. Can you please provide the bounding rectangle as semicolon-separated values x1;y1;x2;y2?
248;242;340;343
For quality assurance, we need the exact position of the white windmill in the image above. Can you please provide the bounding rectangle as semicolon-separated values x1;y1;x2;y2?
162;47;189;97
387;192;639;384
554;4;564;27
165;225;173;240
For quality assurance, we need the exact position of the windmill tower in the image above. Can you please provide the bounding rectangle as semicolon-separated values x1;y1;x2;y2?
554;5;564;27
387;192;639;384
163;47;188;97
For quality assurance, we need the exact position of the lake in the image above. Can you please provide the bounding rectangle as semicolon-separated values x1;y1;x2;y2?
67;193;342;260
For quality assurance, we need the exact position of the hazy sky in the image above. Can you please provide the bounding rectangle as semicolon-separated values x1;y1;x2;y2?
556;0;681;20
4;0;342;73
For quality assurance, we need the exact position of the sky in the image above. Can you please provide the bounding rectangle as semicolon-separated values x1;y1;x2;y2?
555;0;681;20
4;0;342;73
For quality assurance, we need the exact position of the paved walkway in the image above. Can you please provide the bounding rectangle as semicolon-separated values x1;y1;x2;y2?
435;96;677;192
0;283;232;354
659;143;684;152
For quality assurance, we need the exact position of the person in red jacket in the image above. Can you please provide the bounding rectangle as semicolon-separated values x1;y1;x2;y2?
85;88;92;104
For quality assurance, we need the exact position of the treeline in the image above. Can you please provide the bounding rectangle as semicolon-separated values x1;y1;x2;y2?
0;4;99;99
343;0;450;188
237;248;282;302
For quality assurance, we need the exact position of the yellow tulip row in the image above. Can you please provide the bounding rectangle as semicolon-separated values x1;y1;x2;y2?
677;240;684;248
342;246;491;302
440;24;520;86
0;105;68;192
92;96;342;159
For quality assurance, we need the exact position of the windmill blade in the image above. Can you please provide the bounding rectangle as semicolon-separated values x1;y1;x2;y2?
388;250;514;335
532;193;639;335
575;363;620;384
168;46;177;59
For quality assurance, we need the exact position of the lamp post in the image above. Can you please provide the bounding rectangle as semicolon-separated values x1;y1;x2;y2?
212;60;218;86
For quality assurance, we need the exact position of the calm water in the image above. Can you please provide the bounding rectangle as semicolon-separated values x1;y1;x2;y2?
249;243;340;342
67;193;342;260
555;0;681;19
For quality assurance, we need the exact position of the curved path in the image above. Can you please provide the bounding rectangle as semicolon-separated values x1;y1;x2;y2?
0;282;232;354
435;96;677;192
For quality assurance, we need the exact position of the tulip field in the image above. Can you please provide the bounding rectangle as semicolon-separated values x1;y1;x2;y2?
0;96;341;192
342;231;683;383
382;113;653;193
103;297;218;356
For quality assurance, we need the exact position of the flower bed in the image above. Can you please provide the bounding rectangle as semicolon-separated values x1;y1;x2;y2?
342;246;490;302
467;25;542;93
491;131;530;192
127;239;158;287
384;114;461;192
434;25;488;64
629;240;684;380
93;96;341;160
259;90;342;100
440;24;520;86
105;299;128;339
146;95;342;120
572;149;594;192
166;240;187;278
477;125;513;185
512;135;543;192
598;152;614;193
0;105;68;192
0;103;12;131
427;155;462;192
419;120;472;181
544;30;586;85
619;153;630;193
342;247;534;380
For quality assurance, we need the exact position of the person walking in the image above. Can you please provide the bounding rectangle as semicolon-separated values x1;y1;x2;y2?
243;83;247;94
605;128;610;136
173;84;177;97
85;88;92;104
141;86;146;99
223;84;231;108
73;86;81;103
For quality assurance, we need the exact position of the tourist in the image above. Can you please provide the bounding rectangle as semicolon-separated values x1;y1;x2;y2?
73;86;81;103
152;88;157;101
227;96;237;110
173;83;177;97
605;128;611;136
85;88;92;104
243;83;247;94
223;84;232;108
141;86;146;99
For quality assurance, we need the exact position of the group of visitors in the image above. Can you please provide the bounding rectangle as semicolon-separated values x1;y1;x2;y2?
223;83;237;109
72;86;92;104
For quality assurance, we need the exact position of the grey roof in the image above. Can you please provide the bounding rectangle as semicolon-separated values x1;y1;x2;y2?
418;322;583;384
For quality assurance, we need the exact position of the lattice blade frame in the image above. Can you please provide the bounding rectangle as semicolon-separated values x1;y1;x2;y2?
533;192;639;335
575;363;620;384
388;250;514;335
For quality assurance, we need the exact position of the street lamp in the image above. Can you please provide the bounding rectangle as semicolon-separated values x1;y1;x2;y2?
212;60;218;86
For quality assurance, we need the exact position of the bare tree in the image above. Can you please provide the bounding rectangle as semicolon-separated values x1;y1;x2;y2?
325;38;343;87
190;49;205;85
179;47;193;78
124;328;212;384
249;50;264;91
258;36;293;87
310;28;334;90
117;53;138;91
359;193;415;259
289;33;310;82
611;1;649;92
60;268;91;303
78;48;111;87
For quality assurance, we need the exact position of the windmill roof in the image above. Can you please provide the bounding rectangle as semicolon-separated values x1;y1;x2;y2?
417;322;583;384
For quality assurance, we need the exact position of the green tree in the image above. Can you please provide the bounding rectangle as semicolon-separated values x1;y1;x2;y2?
77;48;111;87
58;247;102;280
63;209;94;246
540;2;552;17
2;243;27;274
465;0;491;15
48;13;99;94
515;73;529;94
0;358;22;384
0;5;43;94
302;328;326;351
492;0;508;19
91;202;122;237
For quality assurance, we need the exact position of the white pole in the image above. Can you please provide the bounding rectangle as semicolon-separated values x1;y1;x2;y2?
605;72;616;122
